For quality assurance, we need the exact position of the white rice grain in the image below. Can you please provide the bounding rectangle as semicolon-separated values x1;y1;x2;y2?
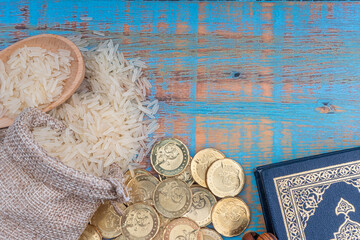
0;46;73;118
33;39;159;177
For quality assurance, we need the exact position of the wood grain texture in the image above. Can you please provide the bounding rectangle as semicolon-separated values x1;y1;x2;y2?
0;34;85;128
2;1;360;239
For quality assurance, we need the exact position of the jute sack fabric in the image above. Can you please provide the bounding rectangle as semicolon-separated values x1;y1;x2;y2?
0;108;128;240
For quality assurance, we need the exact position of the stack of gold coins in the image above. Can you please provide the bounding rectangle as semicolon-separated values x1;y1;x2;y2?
190;148;249;238
81;137;250;240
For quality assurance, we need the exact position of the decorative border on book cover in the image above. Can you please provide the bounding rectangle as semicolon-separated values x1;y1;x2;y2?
274;159;360;240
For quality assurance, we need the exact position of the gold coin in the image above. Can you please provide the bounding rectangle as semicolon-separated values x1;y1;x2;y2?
206;158;245;198
191;148;225;187
184;186;217;227
211;197;250;237
153;178;192;218
163;217;203;240
124;168;151;185
113;235;126;240
112;201;127;216
90;202;122;239
160;161;194;186
151;138;190;177
201;228;223;240
153;214;171;240
79;225;102;240
121;203;160;240
127;174;159;205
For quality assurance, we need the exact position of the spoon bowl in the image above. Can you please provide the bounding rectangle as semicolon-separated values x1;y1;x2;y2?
0;34;85;128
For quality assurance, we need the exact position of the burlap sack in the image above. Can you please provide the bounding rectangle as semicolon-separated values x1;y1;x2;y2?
0;108;128;240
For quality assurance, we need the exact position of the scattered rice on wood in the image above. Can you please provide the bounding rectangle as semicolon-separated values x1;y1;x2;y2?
80;17;93;21
93;31;105;36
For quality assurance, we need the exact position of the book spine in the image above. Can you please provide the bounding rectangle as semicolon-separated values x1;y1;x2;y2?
254;168;276;235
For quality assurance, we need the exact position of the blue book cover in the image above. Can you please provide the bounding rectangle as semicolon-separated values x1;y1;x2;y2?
254;147;360;240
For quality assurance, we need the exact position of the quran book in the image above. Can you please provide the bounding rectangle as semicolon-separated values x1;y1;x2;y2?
254;147;360;240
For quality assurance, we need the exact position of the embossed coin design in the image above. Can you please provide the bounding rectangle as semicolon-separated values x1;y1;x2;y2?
90;202;122;238
211;197;250;237
153;178;192;218
127;174;160;205
124;168;151;185
79;225;102;240
160;161;194;186
184;186;217;227
191;148;225;187
151;138;190;177
201;228;223;240
206;158;245;198
153;214;171;240
163;218;203;240
121;203;160;240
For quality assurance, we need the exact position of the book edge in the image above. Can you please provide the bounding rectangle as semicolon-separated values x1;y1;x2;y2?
254;168;276;234
254;146;360;172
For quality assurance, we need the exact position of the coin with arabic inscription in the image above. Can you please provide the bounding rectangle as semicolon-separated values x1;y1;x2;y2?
159;161;194;186
79;225;102;240
153;213;171;240
206;158;245;198
184;186;217;227
191;148;225;187
153;178;192;218
164;217;203;240
151;138;190;177
90;202;122;239
201;228;223;240
127;174;160;205
211;197;250;237
124;168;151;185
121;203;160;240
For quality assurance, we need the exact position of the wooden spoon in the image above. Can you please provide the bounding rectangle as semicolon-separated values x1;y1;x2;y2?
0;34;85;128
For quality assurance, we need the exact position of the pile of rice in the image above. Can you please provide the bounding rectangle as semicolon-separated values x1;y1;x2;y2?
33;39;160;177
0;46;72;118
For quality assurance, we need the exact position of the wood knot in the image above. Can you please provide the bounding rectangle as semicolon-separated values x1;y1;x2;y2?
233;71;241;78
315;99;343;114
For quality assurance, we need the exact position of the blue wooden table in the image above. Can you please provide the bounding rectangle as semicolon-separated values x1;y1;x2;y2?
2;1;360;239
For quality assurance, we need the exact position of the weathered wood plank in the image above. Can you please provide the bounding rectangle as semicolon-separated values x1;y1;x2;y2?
2;1;360;238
